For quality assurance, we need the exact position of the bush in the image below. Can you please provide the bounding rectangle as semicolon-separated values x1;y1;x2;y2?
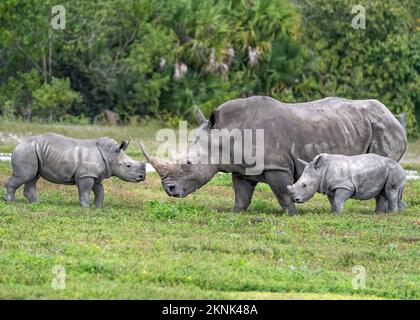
0;69;42;119
2;100;15;120
32;78;82;121
0;0;417;135
294;0;419;136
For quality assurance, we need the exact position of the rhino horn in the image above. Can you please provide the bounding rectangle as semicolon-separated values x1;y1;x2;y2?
297;158;309;166
140;142;168;175
196;108;208;125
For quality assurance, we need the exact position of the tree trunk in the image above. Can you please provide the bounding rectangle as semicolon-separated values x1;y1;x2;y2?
48;32;53;77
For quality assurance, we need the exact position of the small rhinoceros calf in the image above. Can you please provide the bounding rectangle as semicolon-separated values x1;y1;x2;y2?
287;153;405;213
4;133;146;208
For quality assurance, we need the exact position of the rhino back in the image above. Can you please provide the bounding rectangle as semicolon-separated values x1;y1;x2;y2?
322;154;396;199
34;133;105;184
211;96;405;174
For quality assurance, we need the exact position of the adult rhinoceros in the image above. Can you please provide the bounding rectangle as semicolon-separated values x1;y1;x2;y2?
141;96;406;215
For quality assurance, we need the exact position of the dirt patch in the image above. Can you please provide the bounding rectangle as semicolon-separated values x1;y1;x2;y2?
399;236;420;243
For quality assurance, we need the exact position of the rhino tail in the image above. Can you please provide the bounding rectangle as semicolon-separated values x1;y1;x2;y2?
398;184;406;211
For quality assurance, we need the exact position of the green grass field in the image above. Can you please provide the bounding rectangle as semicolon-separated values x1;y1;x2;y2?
0;122;419;299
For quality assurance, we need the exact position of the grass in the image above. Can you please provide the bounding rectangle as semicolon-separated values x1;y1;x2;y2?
0;121;419;299
0;161;419;299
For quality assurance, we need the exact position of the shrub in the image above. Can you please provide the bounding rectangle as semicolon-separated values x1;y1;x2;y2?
32;78;82;122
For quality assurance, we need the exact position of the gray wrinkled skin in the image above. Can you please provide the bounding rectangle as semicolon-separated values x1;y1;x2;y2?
4;133;146;208
142;96;406;215
287;153;406;213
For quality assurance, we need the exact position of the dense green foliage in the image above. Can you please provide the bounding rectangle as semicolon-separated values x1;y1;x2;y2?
295;0;419;136
0;0;418;134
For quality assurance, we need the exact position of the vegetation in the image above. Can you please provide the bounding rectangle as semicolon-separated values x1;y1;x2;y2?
0;0;418;134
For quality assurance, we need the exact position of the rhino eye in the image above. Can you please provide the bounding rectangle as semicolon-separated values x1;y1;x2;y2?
126;164;131;168
181;160;192;170
302;183;307;188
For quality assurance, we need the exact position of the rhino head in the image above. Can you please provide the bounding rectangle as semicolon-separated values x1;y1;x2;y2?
287;154;325;203
140;109;219;197
97;138;146;182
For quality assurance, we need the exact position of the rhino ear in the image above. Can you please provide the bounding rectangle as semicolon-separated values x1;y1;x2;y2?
313;153;325;169
196;108;208;125
119;140;130;152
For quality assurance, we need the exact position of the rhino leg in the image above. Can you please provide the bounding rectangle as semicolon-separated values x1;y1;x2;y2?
386;194;399;212
384;170;405;212
93;182;104;208
77;177;95;208
331;188;353;213
23;175;39;203
398;200;406;211
232;174;257;212
265;171;296;215
375;194;387;213
4;175;25;202
5;144;38;202
385;187;399;212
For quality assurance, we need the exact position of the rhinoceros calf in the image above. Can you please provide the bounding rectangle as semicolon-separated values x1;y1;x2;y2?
4;133;146;208
287;153;405;213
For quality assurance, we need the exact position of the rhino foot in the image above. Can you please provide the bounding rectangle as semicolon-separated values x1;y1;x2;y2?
232;206;247;213
280;205;297;216
3;194;15;202
398;200;406;211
